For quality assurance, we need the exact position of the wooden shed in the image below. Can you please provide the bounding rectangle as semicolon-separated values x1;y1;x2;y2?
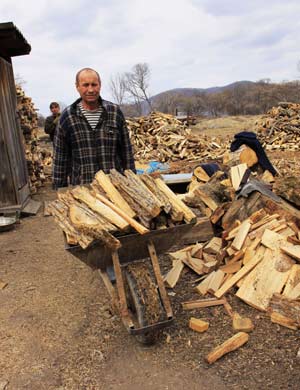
0;22;31;214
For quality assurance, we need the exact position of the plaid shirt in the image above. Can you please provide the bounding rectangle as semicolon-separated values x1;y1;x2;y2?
52;97;135;188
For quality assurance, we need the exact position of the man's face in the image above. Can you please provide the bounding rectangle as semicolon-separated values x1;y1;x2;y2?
51;105;60;116
76;71;101;106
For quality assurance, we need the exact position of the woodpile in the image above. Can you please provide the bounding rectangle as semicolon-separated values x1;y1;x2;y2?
163;168;300;362
16;85;46;193
255;102;300;151
126;111;226;162
47;169;197;250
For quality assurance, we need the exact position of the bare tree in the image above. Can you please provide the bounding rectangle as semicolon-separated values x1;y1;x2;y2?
109;73;127;105
124;63;152;112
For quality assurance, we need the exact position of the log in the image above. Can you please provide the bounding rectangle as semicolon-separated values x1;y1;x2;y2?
94;192;149;235
205;332;249;364
182;298;226;310
270;312;298;330
230;163;248;191
231;221;252;251
232;312;254;332
280;245;300;261
189;317;209;333
71;186;129;230
155;177;196;223
140;174;172;213
164;260;184;288
214;253;263;298
268;293;300;325
236;248;293;311
94;170;136;218
109;169;161;222
193;166;210;182
195;272;215;295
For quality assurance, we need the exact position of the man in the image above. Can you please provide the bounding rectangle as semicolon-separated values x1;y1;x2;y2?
52;68;135;189
44;102;61;142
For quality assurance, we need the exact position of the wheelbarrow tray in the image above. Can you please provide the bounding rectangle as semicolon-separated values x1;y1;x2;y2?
65;221;196;269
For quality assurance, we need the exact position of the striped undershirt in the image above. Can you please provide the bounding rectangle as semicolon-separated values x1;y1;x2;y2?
79;101;103;129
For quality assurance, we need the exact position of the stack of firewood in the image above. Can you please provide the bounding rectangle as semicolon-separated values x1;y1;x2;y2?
16;85;46;192
47;169;196;250
126;111;226;162
255;102;300;151
165;170;300;331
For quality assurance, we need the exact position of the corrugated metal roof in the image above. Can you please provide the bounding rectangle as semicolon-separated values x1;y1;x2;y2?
0;22;31;58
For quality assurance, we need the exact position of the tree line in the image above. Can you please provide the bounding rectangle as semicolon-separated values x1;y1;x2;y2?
111;63;300;117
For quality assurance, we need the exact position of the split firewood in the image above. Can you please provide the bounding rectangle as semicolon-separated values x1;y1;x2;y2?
69;203;121;250
283;264;300;298
205;332;249;364
182;298;226;310
203;237;222;255
269;293;300;326
189;317;209;333
71;186;129;231
164;260;184;288
110;169;161;221
93;192;149;235
195;272;216;295
207;270;225;294
214;253;263;298
182;252;205;275
140;174;172;213
270;312;298;330
231;220;252;251
94;170;136;218
280;244;300;262
155;177;197;223
193;166;210;182
232;312;254;332
224;145;258;168
230;163;248;191
236;247;293;311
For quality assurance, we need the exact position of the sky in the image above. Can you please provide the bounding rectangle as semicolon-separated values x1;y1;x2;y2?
1;0;300;116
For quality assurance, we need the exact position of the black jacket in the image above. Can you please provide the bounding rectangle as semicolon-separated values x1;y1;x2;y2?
230;131;277;176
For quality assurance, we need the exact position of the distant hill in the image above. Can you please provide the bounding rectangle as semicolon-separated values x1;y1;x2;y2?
150;81;255;101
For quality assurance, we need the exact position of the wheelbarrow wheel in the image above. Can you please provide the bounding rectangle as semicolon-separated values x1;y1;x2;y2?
125;262;164;345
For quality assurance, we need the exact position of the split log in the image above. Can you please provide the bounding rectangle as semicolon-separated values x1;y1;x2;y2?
140;174;172;213
280;244;300;262
189;317;209;333
94;170;136;218
182;298;226;310
71;186;129;231
268;293;300;325
232;312;254;332
230;163;248;190
69;203;121;250
155;177;196;223
109;169;161;223
205;332;249;364
164;260;184;288
214;253;263;298
94;192;149;235
236;248;293;311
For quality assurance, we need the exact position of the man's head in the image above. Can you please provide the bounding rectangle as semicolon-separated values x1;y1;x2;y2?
75;68;101;109
49;102;60;116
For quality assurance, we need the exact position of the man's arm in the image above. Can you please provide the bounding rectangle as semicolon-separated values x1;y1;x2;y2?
117;108;136;172
52;114;70;188
44;116;55;136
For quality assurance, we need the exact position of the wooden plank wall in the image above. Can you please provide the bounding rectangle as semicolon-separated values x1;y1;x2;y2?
0;57;29;211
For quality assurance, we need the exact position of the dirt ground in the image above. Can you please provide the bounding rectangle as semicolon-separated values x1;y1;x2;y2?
1;122;300;390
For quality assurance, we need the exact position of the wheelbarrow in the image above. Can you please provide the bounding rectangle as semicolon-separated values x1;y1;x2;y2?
66;221;196;344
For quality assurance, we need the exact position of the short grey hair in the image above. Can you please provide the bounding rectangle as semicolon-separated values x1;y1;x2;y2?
75;68;101;85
